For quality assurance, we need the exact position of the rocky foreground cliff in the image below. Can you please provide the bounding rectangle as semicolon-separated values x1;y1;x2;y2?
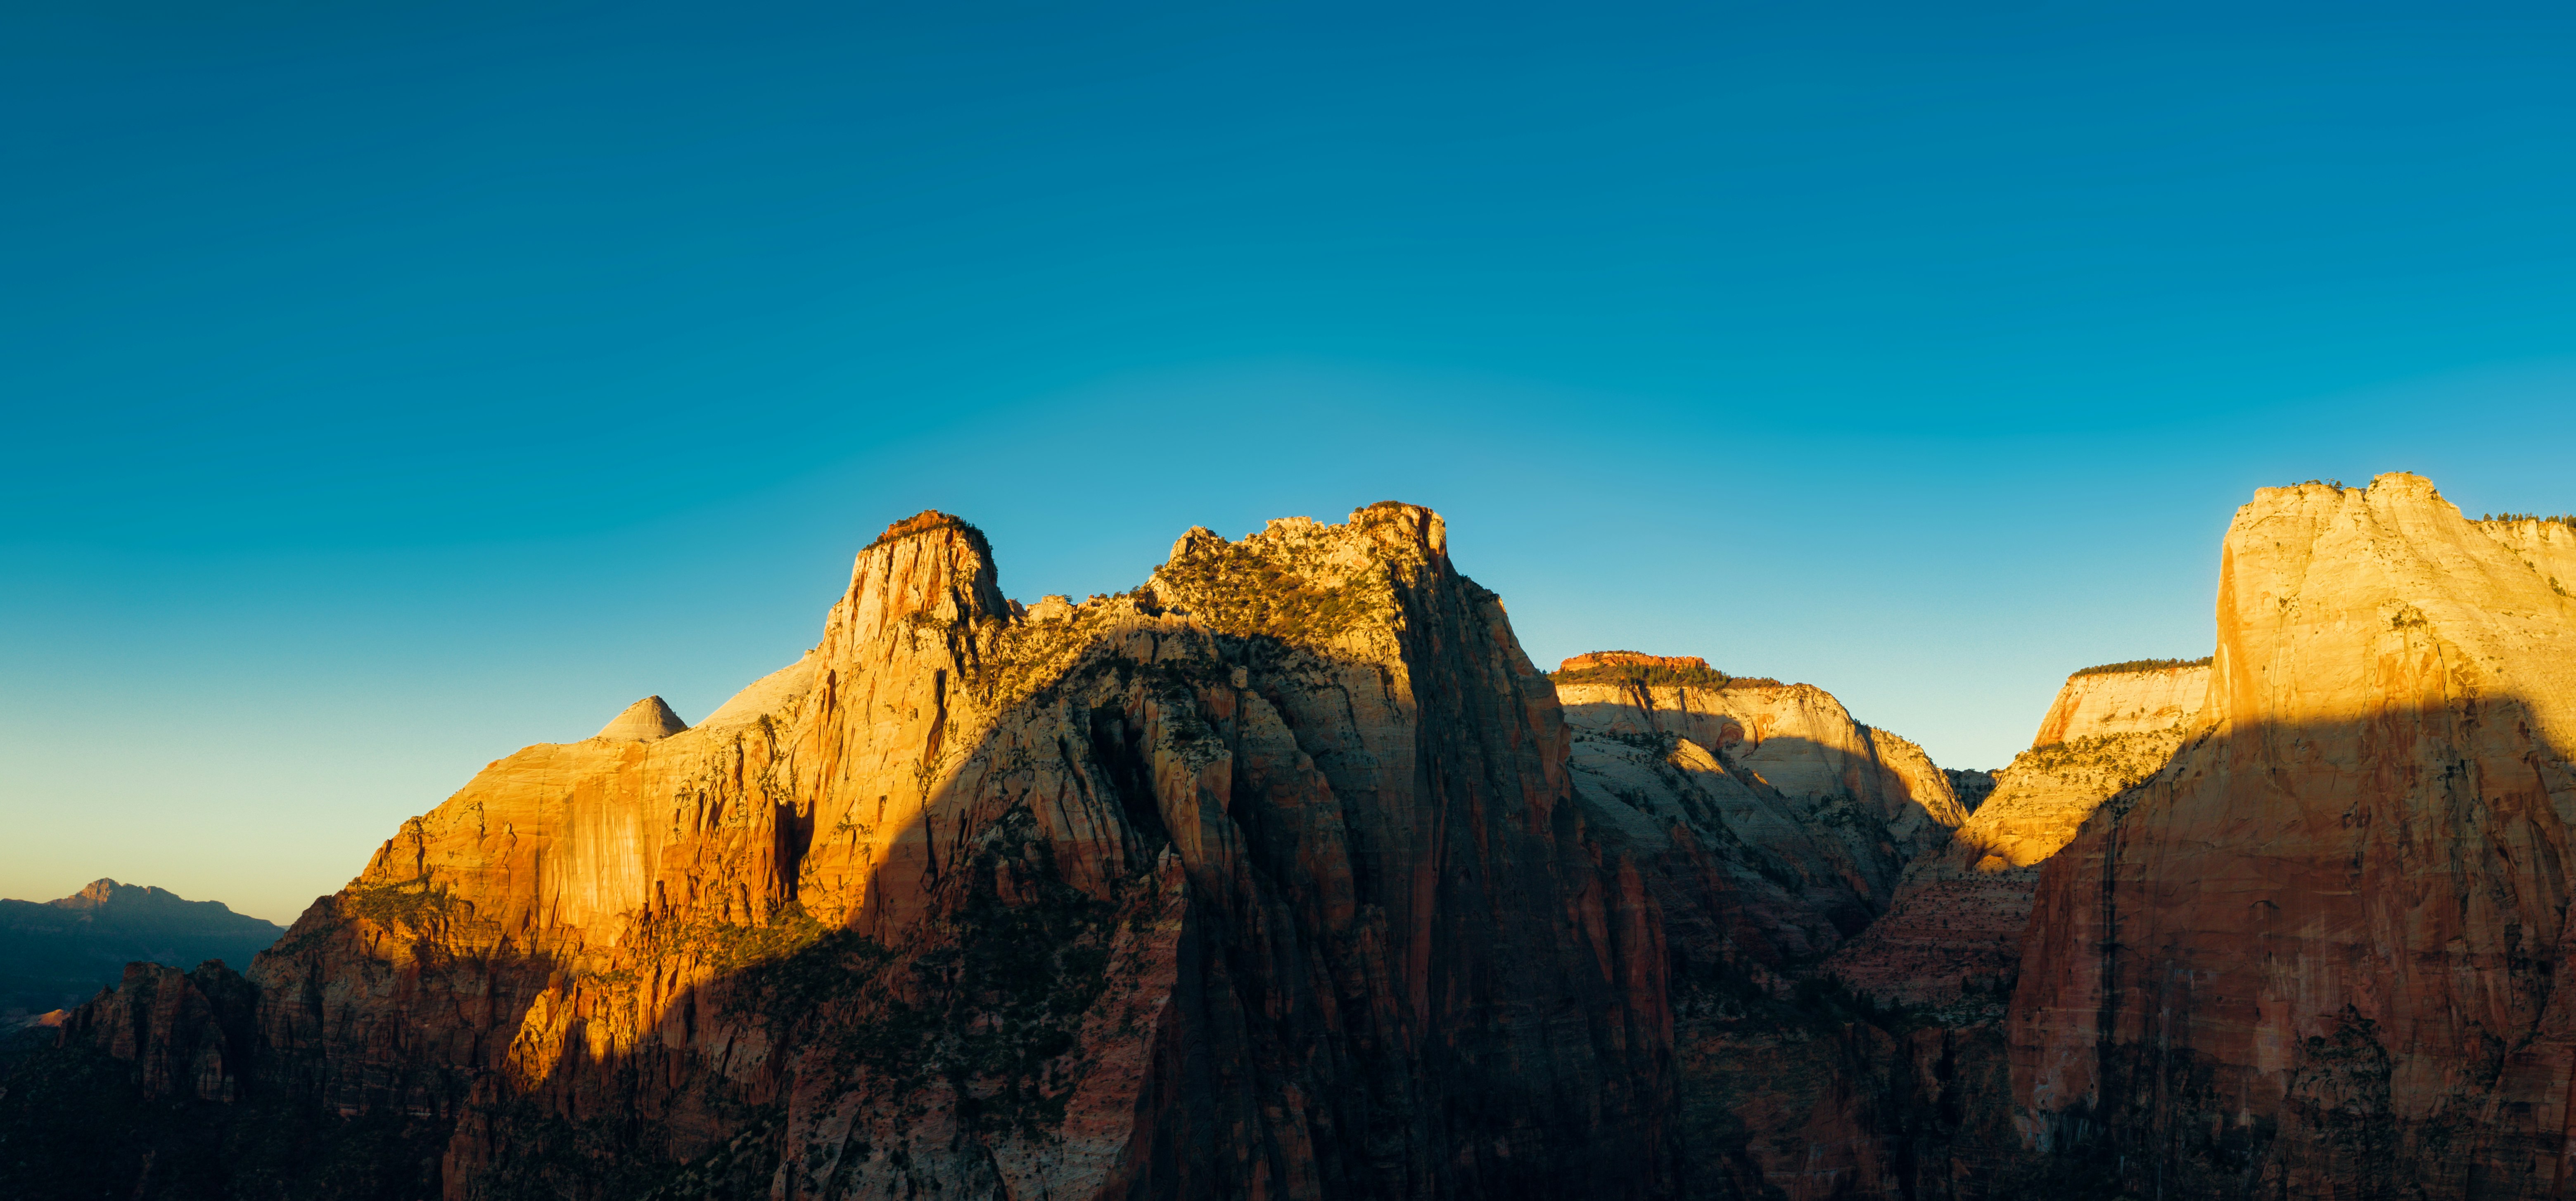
2015;477;2576;1198
14;476;2576;1200
1826;659;2212;1009
6;505;1682;1200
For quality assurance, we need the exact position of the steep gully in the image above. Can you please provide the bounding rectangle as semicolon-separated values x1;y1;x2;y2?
13;476;2576;1199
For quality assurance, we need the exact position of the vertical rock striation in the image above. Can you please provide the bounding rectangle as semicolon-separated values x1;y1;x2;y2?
1829;661;2212;1008
2012;474;2576;1197
1550;660;1972;1197
90;504;1669;1200
38;473;2576;1201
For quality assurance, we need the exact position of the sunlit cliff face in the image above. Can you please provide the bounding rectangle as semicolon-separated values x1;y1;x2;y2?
240;502;1672;1199
44;475;2576;1200
2011;473;2576;1195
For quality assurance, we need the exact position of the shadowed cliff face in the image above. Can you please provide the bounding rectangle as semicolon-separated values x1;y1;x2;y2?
1553;679;1965;972
93;504;1670;1201
0;880;285;1018
32;474;2576;1201
1826;664;2213;1009
2012;475;2576;1198
1549;677;1975;1198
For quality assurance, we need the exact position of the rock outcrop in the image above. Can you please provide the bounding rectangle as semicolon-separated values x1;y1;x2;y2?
57;961;258;1104
1826;662;2211;1008
48;505;1671;1201
31;474;2576;1201
2014;474;2576;1196
1548;659;1973;1196
2029;660;2211;746
1552;667;1965;969
1558;651;1714;674
593;695;689;741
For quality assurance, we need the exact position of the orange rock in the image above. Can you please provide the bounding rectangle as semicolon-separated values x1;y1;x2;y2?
1829;662;2211;1008
1558;650;1713;673
208;503;1672;1199
2013;474;2576;1196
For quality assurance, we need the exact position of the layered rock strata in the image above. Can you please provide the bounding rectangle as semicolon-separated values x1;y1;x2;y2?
1550;666;1973;1195
66;505;1674;1201
1825;662;2210;1008
36;474;2576;1201
1553;671;1964;970
2014;475;2576;1196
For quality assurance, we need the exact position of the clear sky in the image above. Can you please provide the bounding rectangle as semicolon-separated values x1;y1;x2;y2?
7;1;2576;923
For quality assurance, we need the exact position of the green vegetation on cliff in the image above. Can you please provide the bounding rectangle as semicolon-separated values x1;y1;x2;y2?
1153;538;1376;644
2068;655;2211;678
1550;660;1782;691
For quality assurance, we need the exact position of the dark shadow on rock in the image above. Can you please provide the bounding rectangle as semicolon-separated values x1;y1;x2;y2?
0;957;457;1200
0;882;285;1018
2007;698;2576;1201
12;544;1675;1201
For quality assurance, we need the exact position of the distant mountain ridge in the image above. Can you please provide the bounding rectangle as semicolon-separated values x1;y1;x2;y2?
0;879;284;1018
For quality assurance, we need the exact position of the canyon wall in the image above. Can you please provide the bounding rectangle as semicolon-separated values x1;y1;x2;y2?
42;504;1673;1201
26;474;2576;1201
2014;474;2576;1197
2030;661;2211;747
1829;662;2211;1008
1552;662;1984;1197
1553;669;1963;973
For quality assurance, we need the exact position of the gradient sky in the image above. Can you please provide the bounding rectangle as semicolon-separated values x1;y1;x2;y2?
7;1;2576;923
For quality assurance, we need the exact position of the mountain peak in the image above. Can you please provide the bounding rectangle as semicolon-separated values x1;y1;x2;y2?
595;695;688;742
823;510;1010;655
863;510;991;557
63;878;128;908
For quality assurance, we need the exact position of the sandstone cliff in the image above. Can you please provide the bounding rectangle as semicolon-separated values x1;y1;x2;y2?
1552;660;1964;969
35;475;2574;1201
36;505;1672;1201
2014;474;2576;1197
1825;662;2210;1009
2029;659;2210;745
1548;654;1975;1196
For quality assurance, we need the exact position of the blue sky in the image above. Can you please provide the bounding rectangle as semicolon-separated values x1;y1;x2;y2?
7;1;2576;922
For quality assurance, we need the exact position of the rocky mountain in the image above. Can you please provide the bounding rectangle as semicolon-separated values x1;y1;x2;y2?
1826;660;2212;1008
0;880;284;1019
1551;653;1963;978
17;474;2576;1200
2015;474;2576;1197
7;505;1676;1200
1548;653;1983;1194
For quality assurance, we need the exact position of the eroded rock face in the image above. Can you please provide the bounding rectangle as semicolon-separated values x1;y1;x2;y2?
1550;669;1970;1196
164;505;1669;1200
59;961;257;1104
48;473;2574;1201
1558;651;1713;673
2030;662;2210;746
1554;674;1964;970
1826;664;2210;1009
594;695;689;742
2012;474;2576;1197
